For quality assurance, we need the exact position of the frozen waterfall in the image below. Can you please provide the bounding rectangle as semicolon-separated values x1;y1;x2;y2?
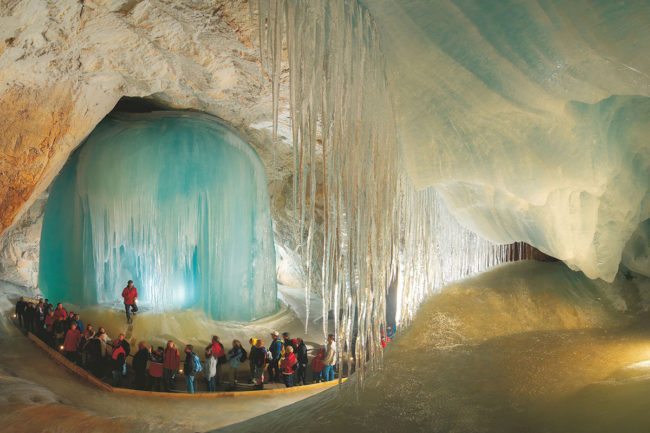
255;0;528;379
38;112;277;321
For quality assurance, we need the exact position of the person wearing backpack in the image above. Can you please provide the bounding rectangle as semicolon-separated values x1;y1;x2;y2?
250;339;267;390
183;344;202;394
227;340;245;388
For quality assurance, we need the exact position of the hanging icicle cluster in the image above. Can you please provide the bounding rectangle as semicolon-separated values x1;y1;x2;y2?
255;0;529;381
393;180;527;328
257;0;399;379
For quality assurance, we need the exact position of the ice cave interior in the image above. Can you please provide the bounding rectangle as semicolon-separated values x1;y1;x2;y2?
0;1;649;433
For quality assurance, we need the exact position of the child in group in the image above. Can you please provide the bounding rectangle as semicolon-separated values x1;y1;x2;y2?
280;346;297;387
311;347;326;383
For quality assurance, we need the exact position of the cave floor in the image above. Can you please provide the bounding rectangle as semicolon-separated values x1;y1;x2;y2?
0;330;332;433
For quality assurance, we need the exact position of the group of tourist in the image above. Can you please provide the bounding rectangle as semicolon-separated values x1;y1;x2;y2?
14;297;339;394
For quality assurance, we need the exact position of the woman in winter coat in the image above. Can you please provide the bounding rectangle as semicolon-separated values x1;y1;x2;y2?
163;340;180;391
62;323;81;363
227;340;244;387
280;346;298;387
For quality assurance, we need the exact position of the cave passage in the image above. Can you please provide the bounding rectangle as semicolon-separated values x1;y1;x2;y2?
39;112;277;321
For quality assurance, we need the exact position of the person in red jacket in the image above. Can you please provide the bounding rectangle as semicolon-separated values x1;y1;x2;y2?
53;303;67;321
163;340;180;392
121;280;138;324
280;346;298;387
311;348;326;383
62;322;81;363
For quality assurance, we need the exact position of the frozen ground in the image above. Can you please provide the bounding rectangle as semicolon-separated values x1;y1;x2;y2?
217;261;650;433
2;263;650;433
0;282;332;433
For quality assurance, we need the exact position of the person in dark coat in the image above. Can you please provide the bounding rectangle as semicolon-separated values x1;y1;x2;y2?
84;335;104;377
23;303;35;333
43;299;52;316
15;298;26;328
295;338;309;385
132;342;150;390
148;347;164;391
34;300;46;337
268;331;284;382
183;344;199;394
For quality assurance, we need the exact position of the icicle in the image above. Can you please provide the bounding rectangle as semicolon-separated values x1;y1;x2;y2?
254;0;528;382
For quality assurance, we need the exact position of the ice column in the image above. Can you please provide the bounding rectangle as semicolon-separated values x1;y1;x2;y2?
39;112;277;321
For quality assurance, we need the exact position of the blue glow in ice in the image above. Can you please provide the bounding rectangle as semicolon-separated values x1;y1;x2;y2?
39;112;277;321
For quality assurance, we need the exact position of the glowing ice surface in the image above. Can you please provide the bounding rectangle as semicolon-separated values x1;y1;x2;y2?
39;112;277;321
364;0;650;281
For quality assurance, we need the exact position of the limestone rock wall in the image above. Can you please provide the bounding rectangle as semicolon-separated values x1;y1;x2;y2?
0;0;305;289
0;0;291;234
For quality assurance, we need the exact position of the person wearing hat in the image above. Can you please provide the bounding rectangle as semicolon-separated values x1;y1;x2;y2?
268;331;284;383
250;339;267;390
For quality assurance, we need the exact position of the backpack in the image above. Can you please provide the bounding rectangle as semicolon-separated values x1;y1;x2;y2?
192;353;203;374
240;348;247;362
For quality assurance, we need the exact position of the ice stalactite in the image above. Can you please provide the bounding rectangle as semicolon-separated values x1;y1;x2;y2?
394;180;520;328
256;0;528;379
39;112;277;321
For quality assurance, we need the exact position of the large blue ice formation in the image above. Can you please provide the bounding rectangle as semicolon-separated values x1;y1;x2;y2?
39;112;277;321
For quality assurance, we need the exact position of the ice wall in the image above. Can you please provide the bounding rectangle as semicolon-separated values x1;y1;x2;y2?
363;0;650;282
39;112;277;321
256;1;526;378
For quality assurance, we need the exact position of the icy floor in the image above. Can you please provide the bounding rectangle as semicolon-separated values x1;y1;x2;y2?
3;263;650;433
0;284;333;433
216;262;650;433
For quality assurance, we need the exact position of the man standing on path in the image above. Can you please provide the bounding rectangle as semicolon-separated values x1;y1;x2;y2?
323;334;337;382
121;280;138;324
